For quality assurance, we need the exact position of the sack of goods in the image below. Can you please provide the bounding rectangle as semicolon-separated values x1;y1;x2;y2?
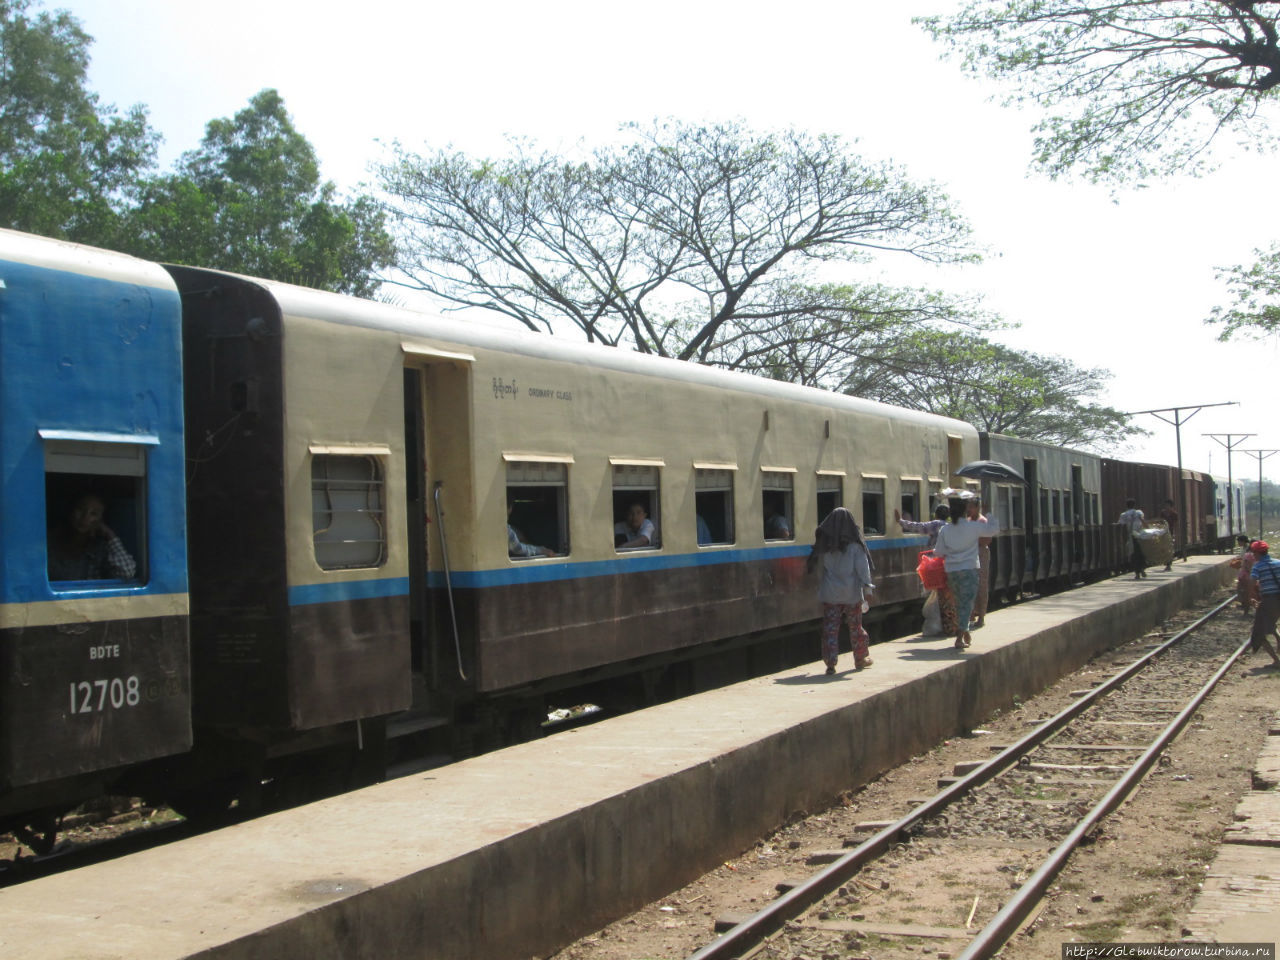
916;550;949;591
1137;519;1174;566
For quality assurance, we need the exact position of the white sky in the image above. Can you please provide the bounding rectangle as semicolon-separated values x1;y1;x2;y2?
60;0;1280;483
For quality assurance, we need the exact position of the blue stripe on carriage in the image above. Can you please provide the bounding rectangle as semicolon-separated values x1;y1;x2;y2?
425;536;926;589
288;577;411;607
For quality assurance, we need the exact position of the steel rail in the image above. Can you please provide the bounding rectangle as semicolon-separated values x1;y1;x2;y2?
960;599;1243;958
686;594;1236;960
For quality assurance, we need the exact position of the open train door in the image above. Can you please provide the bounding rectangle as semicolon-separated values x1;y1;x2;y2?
1022;458;1039;590
401;346;476;713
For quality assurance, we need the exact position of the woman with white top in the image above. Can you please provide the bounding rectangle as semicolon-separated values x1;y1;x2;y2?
934;494;999;651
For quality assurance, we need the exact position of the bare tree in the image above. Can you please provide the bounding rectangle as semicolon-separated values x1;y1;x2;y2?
378;121;978;361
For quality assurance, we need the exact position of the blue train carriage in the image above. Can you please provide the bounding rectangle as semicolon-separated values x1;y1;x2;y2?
0;231;190;835
166;265;979;759
978;434;1103;599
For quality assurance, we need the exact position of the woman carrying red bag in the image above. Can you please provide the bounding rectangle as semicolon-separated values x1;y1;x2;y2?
896;503;957;636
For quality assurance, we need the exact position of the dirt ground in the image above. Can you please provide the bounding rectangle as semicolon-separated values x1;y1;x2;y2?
543;590;1278;960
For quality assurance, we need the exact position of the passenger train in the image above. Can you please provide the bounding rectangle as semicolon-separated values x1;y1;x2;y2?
0;229;1248;846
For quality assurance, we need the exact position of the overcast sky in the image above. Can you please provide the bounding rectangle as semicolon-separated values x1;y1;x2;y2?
59;0;1280;483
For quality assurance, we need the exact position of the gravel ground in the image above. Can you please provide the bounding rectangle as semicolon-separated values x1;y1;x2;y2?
542;587;1277;960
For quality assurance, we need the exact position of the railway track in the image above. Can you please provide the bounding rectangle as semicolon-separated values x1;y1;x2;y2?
677;595;1248;960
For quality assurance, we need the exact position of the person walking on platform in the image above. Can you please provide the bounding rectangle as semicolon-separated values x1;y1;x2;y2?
896;503;958;636
1247;541;1280;667
934;493;999;651
1118;498;1147;580
1232;534;1258;616
807;507;875;675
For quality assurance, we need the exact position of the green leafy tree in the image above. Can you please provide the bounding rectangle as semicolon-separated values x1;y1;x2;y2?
919;1;1280;183
1208;243;1280;338
0;0;157;244
856;328;1134;449
919;3;1280;343
379;121;979;361
125;89;394;297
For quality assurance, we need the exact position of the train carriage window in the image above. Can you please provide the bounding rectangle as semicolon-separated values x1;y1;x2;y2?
506;459;569;559
1039;488;1049;527
1010;486;1024;529
312;454;387;570
695;466;735;546
997;486;1013;529
44;437;148;585
613;462;661;550
928;480;944;515
861;476;885;536
816;472;844;523
900;479;921;523
761;470;795;541
1052;490;1063;525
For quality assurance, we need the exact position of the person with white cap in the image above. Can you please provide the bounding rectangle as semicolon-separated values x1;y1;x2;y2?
934;491;999;651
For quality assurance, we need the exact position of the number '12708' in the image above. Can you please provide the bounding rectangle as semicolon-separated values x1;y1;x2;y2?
69;677;141;714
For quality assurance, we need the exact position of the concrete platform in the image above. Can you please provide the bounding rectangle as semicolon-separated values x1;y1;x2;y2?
1184;720;1280;940
0;559;1233;960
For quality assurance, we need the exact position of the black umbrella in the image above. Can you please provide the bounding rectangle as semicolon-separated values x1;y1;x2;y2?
955;459;1026;484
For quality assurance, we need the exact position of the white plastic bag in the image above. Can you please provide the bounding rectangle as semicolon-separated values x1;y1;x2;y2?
921;590;943;636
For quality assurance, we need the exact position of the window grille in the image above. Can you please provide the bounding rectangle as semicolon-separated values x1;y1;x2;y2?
312;454;387;570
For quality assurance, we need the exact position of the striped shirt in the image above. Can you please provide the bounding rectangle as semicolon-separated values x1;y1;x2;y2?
1251;555;1280;596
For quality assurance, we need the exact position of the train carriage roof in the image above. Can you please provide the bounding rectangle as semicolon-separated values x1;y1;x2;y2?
189;266;977;438
0;228;175;291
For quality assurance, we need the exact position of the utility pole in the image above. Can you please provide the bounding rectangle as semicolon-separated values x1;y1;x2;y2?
1204;433;1254;545
1125;402;1237;559
1238;450;1279;541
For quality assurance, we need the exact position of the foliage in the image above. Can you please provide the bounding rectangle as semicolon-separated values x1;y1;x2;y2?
123;89;394;297
378;120;979;361
918;1;1280;183
853;328;1134;449
0;0;157;244
1207;242;1280;338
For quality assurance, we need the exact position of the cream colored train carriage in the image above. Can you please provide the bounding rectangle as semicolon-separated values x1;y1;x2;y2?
168;264;978;759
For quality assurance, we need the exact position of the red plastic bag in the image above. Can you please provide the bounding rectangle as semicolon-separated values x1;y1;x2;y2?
916;550;948;591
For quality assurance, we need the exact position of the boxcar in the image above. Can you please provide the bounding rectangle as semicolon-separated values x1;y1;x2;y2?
0;231;191;838
1099;460;1216;569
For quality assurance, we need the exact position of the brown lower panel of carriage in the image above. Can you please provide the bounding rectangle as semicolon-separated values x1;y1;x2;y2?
470;549;926;693
285;596;412;730
0;615;191;789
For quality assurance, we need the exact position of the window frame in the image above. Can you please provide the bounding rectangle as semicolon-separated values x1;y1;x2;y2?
899;476;922;525
611;458;663;551
816;470;844;524
694;462;736;547
860;474;887;537
42;433;152;587
311;449;389;571
504;454;572;561
761;467;796;542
